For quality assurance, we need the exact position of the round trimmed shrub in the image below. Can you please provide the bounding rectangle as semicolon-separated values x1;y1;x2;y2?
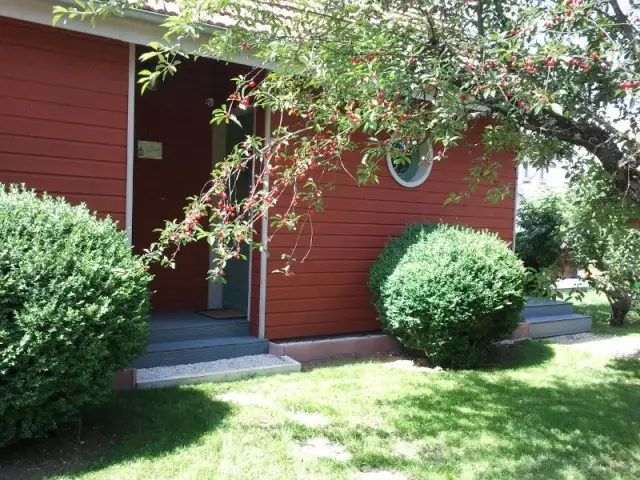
369;223;526;368
0;185;150;447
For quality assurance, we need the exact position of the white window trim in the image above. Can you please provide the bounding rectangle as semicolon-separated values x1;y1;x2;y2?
386;143;434;188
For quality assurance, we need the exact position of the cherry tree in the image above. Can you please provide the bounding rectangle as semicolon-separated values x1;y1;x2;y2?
56;0;640;279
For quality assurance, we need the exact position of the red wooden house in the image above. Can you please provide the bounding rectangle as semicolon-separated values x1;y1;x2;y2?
0;1;517;369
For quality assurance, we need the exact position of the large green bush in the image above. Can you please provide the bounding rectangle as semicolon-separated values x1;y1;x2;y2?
0;185;150;447
515;194;566;271
370;223;526;368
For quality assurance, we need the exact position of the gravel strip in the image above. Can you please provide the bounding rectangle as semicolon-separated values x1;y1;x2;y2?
544;333;640;358
137;354;290;382
544;332;609;345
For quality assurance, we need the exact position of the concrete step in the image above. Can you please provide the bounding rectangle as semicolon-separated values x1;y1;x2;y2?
522;299;574;318
148;318;249;343
526;314;592;339
136;354;301;389
133;336;269;368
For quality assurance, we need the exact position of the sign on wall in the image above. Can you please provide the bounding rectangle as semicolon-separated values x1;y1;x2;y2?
137;141;163;160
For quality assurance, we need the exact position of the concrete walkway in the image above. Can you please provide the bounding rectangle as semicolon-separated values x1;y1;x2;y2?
545;333;640;359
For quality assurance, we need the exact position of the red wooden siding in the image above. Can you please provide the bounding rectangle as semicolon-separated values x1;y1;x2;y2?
0;18;129;224
264;122;517;340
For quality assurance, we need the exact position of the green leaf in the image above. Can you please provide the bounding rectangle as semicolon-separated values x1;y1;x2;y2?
228;114;242;127
550;103;564;116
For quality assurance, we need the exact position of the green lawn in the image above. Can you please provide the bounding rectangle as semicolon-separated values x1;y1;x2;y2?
572;290;640;336
4;340;640;480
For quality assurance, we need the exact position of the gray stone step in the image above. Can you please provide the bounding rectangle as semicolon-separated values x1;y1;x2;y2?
526;314;592;339
522;299;574;318
136;355;301;389
148;318;249;343
133;336;269;368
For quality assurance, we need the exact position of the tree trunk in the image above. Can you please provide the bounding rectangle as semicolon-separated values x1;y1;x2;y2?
607;293;633;327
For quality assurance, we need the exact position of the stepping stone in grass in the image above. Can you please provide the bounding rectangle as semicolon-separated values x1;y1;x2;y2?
289;412;330;427
394;440;420;460
218;392;269;406
300;438;352;462
351;471;408;480
383;359;443;373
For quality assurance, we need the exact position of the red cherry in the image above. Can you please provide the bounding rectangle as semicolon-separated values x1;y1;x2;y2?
409;57;416;64
591;52;599;61
241;97;250;106
330;115;337;122
400;113;409;120
249;80;256;88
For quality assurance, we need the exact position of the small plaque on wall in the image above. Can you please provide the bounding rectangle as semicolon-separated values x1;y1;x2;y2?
137;141;163;160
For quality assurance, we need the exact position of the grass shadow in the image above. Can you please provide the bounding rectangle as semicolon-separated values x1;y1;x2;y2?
0;387;231;479
382;364;640;478
606;356;640;379
482;339;555;370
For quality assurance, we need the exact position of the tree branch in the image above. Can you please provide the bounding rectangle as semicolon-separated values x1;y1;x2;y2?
522;111;640;203
476;0;485;38
608;0;640;66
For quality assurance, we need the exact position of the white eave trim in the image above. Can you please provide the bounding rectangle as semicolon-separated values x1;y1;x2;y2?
0;0;269;69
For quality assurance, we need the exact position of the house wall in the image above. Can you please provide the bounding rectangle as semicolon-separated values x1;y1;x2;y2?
0;17;129;224
265;122;517;340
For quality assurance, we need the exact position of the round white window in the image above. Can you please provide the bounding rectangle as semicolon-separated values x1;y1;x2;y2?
387;142;434;188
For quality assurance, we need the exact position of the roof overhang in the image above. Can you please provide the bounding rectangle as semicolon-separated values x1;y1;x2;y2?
0;0;268;68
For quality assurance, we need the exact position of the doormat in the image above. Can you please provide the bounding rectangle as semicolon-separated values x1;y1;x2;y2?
197;309;246;320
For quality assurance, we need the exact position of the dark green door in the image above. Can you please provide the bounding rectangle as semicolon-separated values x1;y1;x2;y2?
221;112;253;312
